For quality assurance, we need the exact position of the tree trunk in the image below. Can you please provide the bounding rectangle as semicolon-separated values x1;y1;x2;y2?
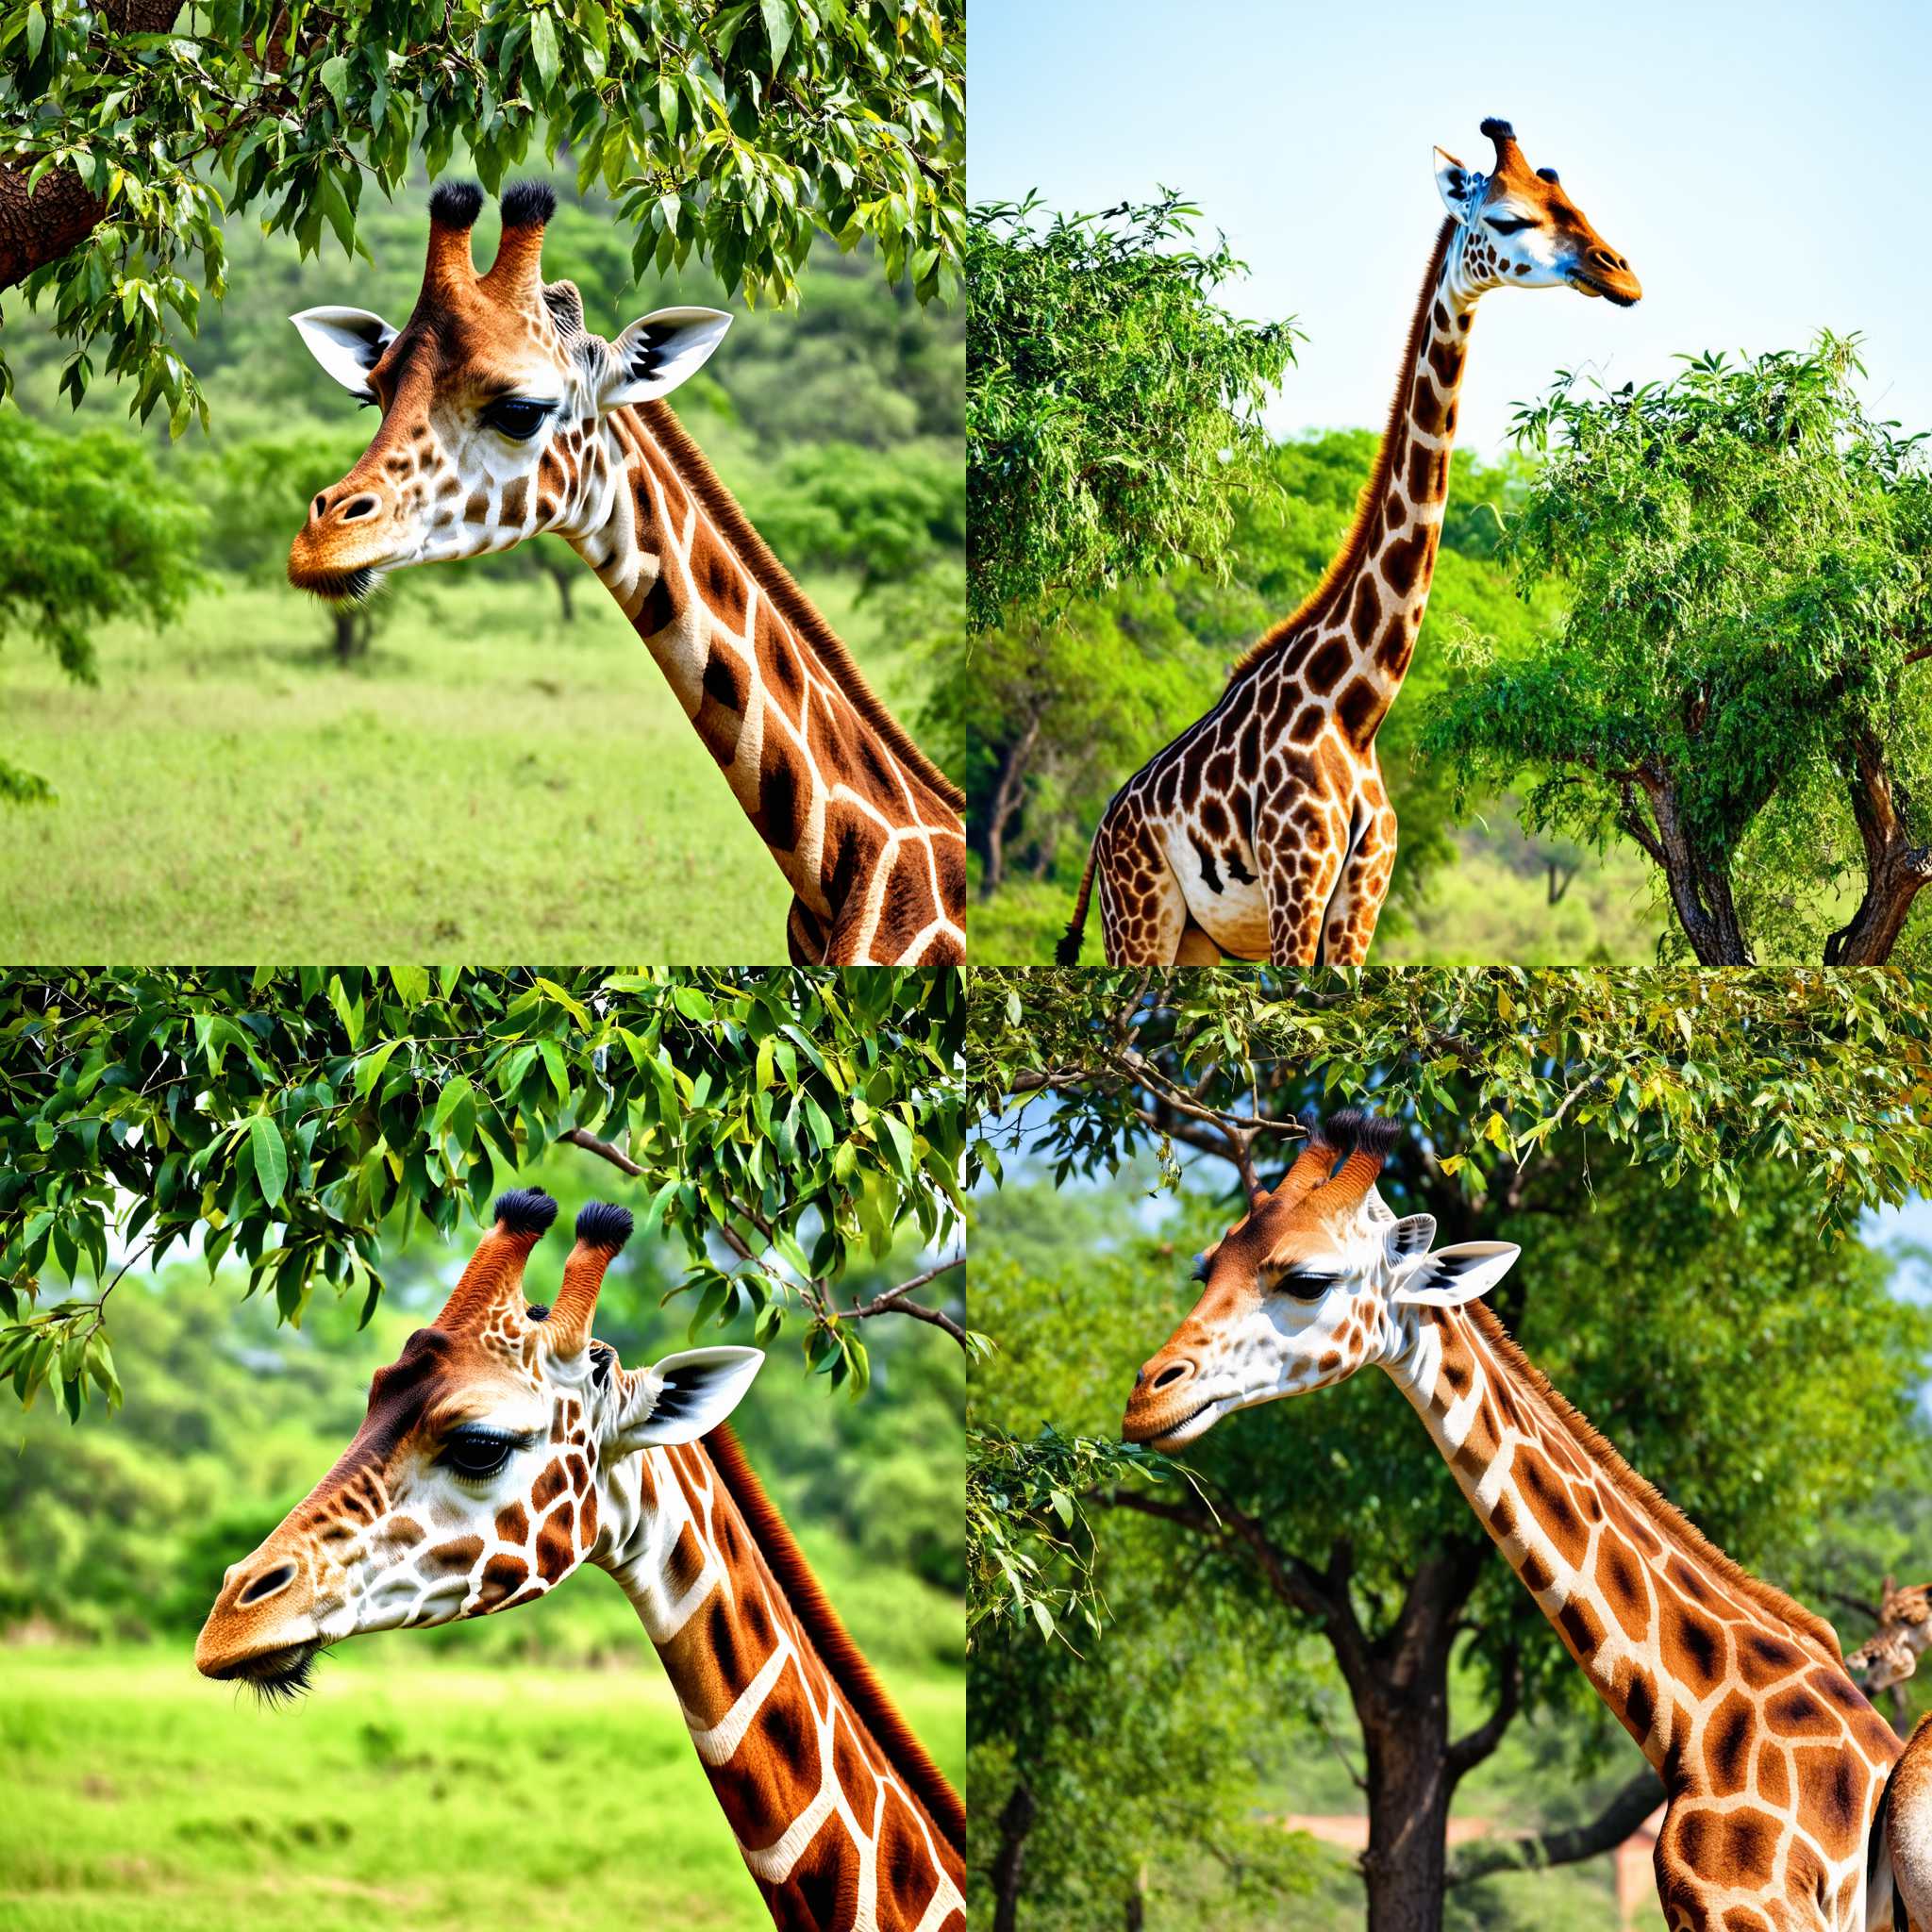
546;560;576;625
333;608;365;664
1356;1650;1457;1932
990;1778;1037;1932
981;709;1041;900
1824;719;1932;964
1625;771;1753;965
1123;1865;1146;1931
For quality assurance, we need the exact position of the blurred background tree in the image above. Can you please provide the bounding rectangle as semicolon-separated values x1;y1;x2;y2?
0;408;205;796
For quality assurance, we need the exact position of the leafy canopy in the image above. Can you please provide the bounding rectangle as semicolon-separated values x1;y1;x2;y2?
1423;334;1932;965
0;967;965;1422
968;967;1932;1235
2;0;963;430
966;191;1299;631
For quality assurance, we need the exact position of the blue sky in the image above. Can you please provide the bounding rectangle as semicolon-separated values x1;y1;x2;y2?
970;0;1932;455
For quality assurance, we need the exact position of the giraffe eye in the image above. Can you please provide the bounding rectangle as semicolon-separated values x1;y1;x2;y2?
1485;215;1537;235
482;398;551;441
1270;1269;1336;1302
439;1428;524;1480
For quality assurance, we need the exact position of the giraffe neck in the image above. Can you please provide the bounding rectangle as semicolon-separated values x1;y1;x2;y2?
1236;218;1477;741
598;1428;965;1932
564;401;965;959
1382;1298;1850;1786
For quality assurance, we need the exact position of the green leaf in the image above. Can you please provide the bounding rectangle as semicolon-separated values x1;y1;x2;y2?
758;0;792;73
250;1115;289;1207
527;9;559;90
318;54;350;110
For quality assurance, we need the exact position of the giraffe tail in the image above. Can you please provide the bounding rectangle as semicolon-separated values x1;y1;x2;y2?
1057;839;1099;965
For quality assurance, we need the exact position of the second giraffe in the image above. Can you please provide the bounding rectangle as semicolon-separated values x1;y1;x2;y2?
1058;119;1641;966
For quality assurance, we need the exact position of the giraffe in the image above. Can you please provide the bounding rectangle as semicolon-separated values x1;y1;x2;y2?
194;1189;966;1932
1057;119;1641;967
1120;1110;1906;1931
286;180;965;966
1849;1579;1932;1698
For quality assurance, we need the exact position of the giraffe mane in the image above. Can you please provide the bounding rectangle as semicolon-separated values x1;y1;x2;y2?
1467;1302;1846;1661
636;401;966;811
701;1422;966;1855
1226;216;1457;685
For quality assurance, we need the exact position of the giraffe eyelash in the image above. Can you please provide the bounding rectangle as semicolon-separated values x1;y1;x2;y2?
437;1426;535;1479
1485;215;1537;235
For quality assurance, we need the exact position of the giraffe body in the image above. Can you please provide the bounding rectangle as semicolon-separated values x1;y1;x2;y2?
195;1191;964;1932
1059;120;1640;967
287;181;964;964
1122;1111;1902;1930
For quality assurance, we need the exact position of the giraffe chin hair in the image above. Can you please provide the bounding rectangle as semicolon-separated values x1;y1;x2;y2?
293;565;382;606
213;1639;325;1706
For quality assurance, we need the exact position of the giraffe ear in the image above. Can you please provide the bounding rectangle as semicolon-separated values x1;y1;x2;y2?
291;307;398;400
1434;148;1484;224
613;1345;762;1452
1383;1214;1437;1266
1390;1241;1519;1308
597;307;732;410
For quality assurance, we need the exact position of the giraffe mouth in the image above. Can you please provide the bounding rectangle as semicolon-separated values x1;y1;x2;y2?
202;1638;325;1705
1124;1394;1225;1451
292;565;382;605
1566;269;1640;308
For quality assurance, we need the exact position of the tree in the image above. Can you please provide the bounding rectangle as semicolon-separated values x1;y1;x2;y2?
1422;335;1932;967
1;0;964;430
965;968;1932;1932
0;967;966;1421
0;406;205;800
966;192;1299;632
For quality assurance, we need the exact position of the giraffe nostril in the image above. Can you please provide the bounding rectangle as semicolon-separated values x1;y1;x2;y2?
311;492;328;521
1152;1361;1191;1391
338;492;381;525
237;1561;297;1607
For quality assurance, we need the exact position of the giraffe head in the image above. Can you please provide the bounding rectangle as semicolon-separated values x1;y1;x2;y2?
286;180;731;603
1122;1109;1521;1450
1847;1576;1932;1692
193;1189;761;1697
1434;118;1641;308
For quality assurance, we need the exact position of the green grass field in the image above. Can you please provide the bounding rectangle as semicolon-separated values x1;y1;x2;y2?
0;565;927;961
0;1641;964;1932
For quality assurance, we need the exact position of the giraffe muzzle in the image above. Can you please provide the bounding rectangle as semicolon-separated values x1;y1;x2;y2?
194;1548;325;1694
1122;1356;1232;1448
287;482;402;600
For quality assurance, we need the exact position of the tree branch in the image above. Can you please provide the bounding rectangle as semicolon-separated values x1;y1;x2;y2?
1445;1644;1522;1785
561;1128;966;1345
1445;1767;1662;1887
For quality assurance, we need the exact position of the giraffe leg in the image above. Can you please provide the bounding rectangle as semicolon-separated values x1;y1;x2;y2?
1317;783;1398;966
